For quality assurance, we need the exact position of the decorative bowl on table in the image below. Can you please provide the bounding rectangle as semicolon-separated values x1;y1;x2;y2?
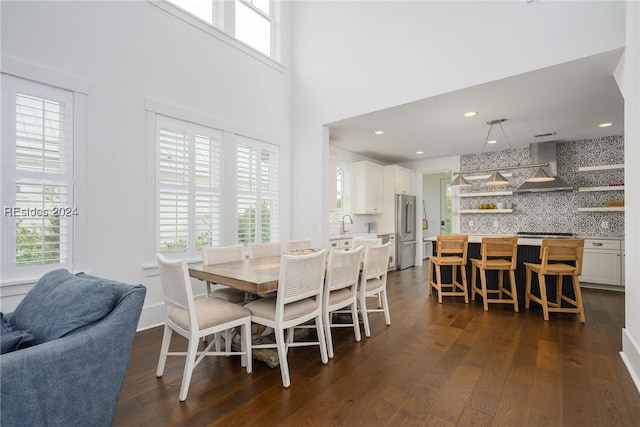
283;248;322;255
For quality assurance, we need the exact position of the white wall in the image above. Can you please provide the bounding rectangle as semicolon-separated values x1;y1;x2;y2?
290;0;626;255
617;1;640;393
0;1;292;329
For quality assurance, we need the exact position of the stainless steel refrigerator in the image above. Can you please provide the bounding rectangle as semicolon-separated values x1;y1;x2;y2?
395;194;417;270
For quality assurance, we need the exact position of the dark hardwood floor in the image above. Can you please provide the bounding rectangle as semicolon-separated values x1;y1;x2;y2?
113;265;640;426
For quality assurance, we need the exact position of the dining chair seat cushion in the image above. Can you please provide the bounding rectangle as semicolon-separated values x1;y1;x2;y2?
327;288;353;306
245;297;317;322
363;277;385;293
470;258;513;269
168;298;250;330
209;287;245;304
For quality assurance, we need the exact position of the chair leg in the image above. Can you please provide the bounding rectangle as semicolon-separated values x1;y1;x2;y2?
435;264;443;304
242;320;252;374
324;308;334;359
510;270;519;312
498;270;504;299
156;325;173;377
471;264;477;301
538;273;550;321
178;334;200;401
275;327;290;388
359;295;371;338
428;259;433;295
572;275;586;323
556;274;563;307
460;265;469;303
525;267;532;309
315;315;329;364
225;329;232;355
381;290;391;326
480;268;489;311
351;301;361;342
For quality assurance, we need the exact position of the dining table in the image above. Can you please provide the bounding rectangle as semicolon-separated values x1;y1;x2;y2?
189;256;281;301
189;256;284;367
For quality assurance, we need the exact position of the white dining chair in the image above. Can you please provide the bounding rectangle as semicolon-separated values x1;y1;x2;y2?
323;247;363;359
351;237;382;261
155;254;252;401
244;249;329;388
285;239;312;251
358;242;393;337
248;242;281;259
202;245;246;304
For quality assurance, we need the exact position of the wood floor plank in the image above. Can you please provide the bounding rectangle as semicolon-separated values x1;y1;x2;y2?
112;266;640;426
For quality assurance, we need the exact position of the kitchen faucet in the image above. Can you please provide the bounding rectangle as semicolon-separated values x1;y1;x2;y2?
341;214;353;234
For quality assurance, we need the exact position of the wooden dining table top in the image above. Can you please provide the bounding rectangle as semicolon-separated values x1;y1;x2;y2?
189;256;281;297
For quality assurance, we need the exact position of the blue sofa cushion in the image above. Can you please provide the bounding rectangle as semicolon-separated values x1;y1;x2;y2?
0;312;34;354
9;269;118;344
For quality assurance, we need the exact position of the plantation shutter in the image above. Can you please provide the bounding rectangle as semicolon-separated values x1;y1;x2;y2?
1;75;75;278
236;138;278;244
156;116;222;256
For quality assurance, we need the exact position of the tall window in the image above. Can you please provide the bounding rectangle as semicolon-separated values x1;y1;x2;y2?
1;75;74;280
165;0;273;57
236;137;279;244
329;163;344;221
156;116;222;257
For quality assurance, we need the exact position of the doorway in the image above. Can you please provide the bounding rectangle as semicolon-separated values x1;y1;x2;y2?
422;172;451;258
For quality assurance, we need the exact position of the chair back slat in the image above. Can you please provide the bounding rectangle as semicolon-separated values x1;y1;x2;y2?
435;235;468;263
156;254;193;314
362;242;393;280
285;239;312;251
202;244;245;265
326;247;362;292
249;242;281;259
540;238;585;275
481;236;518;269
278;250;327;304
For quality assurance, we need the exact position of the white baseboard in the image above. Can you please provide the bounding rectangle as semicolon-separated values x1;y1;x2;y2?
136;302;166;331
621;328;640;394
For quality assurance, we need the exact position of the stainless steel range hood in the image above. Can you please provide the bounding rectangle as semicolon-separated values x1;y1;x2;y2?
514;142;573;193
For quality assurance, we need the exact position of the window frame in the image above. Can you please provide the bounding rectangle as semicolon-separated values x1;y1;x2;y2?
144;99;282;269
236;136;279;245
1;75;75;283
151;0;282;67
155;115;224;260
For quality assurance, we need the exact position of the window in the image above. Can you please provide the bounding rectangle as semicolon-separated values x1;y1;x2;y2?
156;116;222;257
329;163;345;221
236;137;279;244
235;0;271;56
164;0;274;58
1;75;75;280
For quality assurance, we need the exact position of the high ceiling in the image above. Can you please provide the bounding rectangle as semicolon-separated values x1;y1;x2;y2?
327;50;624;164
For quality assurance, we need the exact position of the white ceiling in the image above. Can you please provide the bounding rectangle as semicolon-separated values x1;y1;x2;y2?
327;50;624;165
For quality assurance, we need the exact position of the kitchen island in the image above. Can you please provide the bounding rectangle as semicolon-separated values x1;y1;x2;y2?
427;234;587;307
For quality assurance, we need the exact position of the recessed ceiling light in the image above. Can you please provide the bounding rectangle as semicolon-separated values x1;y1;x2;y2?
598;122;613;128
487;139;497;144
464;111;477;117
416;151;424;155
374;130;385;135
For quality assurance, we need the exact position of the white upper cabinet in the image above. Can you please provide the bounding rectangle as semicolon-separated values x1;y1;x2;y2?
353;161;384;214
386;165;414;195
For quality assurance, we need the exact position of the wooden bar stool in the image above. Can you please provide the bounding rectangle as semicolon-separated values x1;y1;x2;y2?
471;236;519;312
524;238;585;322
428;235;469;304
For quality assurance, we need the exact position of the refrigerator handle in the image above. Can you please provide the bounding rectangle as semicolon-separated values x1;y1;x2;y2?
405;202;413;234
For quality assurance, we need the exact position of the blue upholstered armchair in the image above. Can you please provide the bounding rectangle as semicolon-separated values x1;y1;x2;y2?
0;270;146;427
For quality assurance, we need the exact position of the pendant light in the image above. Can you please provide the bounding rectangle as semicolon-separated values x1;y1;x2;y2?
525;166;555;182
485;170;510;186
451;174;472;187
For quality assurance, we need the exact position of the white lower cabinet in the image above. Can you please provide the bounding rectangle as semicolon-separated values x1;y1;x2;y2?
581;239;623;287
329;238;352;251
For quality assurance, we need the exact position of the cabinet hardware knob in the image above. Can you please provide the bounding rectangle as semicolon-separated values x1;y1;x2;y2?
592;243;603;246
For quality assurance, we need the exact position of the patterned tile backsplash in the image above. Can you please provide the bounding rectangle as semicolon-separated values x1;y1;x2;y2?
458;135;624;237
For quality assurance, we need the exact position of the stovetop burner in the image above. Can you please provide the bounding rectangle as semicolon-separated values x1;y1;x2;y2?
517;231;575;238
